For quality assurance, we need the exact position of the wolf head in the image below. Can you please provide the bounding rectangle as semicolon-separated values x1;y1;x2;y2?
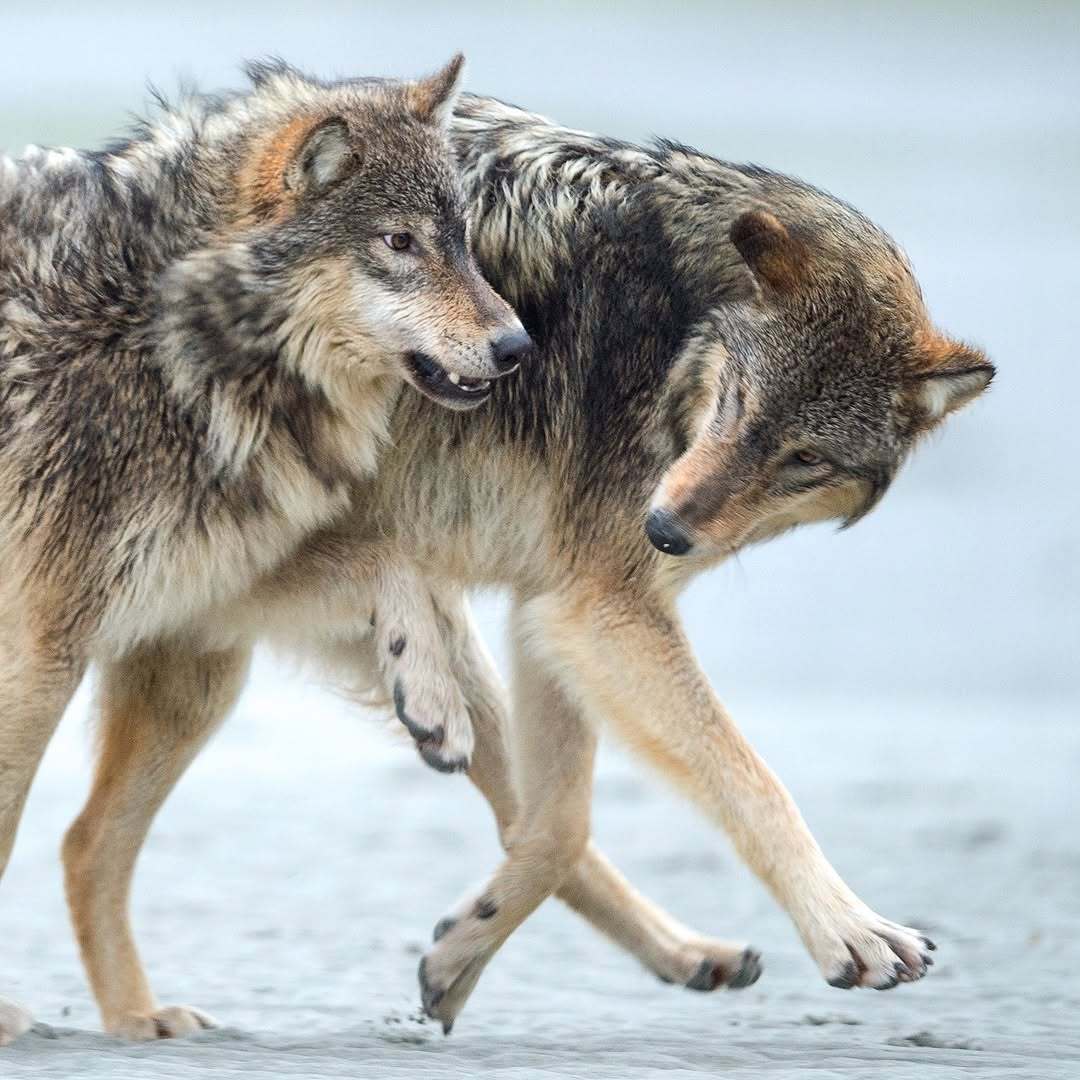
163;55;530;415
646;206;994;558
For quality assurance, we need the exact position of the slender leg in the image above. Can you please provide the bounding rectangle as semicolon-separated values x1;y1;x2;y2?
0;630;83;1046
432;589;760;993
62;642;250;1039
530;585;935;992
415;594;597;1032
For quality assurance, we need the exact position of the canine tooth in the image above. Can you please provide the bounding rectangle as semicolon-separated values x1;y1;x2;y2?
448;372;461;385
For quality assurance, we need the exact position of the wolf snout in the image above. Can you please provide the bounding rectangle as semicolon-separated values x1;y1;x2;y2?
645;508;693;556
489;327;533;374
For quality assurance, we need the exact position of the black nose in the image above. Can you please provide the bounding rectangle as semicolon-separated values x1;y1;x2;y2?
645;508;693;556
490;327;533;373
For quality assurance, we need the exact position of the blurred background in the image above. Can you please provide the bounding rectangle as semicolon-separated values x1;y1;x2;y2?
1;3;1077;1076
2;0;1075;699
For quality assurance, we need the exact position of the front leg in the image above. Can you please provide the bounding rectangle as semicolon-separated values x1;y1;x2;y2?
416;593;597;1031
414;588;759;1030
372;558;474;773
247;532;475;776
532;586;935;991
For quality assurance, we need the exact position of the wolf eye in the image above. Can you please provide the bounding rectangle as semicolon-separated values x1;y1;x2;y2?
788;449;826;467
384;232;413;252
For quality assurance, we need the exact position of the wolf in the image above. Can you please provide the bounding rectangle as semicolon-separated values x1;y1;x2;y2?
0;62;533;1042
3;92;993;1042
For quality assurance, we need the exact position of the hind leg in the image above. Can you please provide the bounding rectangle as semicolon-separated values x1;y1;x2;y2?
0;627;84;1045
62;642;250;1039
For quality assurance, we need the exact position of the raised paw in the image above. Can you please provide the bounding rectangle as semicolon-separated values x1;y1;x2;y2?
685;945;763;992
0;997;32;1047
814;910;935;991
393;678;473;774
107;1005;216;1041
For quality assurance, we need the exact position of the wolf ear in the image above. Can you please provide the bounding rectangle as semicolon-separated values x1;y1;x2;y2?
284;118;355;195
407;52;465;128
730;209;806;293
908;343;995;423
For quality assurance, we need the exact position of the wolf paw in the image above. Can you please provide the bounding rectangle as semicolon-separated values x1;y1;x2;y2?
683;944;763;991
0;998;33;1047
107;1005;216;1040
419;895;501;1033
812;909;935;990
392;678;473;774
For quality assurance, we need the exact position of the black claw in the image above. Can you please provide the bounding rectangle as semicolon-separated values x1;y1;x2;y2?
474;898;498;920
417;956;444;1015
728;948;763;990
685;958;717;992
828;960;860;990
419;737;469;775
393;680;433;743
432;917;457;943
442;1020;454;1036
874;975;900;991
921;936;937;952
685;949;762;992
388;635;406;658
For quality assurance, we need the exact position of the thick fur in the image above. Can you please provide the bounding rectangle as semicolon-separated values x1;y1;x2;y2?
0;64;529;1042
2;95;992;1041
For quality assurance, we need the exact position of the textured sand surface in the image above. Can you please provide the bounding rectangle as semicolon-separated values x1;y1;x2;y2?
0;3;1076;1076
2;643;1077;1079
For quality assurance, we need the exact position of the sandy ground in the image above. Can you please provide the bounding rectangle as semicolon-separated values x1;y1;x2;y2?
0;4;1075;1077
2;631;1077;1080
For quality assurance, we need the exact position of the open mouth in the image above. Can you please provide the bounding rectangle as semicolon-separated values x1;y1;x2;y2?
406;352;493;410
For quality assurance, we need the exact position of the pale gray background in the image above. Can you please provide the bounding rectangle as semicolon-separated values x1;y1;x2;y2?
1;2;1077;1078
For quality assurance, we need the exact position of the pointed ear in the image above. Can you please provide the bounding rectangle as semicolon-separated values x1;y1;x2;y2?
908;342;995;423
284;117;355;195
730;209;807;293
407;52;465;127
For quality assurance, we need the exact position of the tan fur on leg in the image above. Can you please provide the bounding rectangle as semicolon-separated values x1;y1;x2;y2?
62;643;250;1039
0;616;84;1045
530;584;933;992
416;594;596;1032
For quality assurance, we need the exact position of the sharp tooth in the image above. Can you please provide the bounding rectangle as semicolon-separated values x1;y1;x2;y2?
448;372;461;385
479;381;490;389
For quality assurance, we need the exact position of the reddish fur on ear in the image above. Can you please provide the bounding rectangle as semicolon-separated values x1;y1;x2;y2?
909;332;995;423
730;209;806;292
236;115;354;225
406;53;466;126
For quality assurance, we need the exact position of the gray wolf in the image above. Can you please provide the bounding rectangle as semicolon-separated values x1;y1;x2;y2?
2;93;992;1041
0;61;531;1043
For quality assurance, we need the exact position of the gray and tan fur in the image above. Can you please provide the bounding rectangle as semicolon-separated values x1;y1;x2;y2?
0;63;533;1043
2;93;993;1042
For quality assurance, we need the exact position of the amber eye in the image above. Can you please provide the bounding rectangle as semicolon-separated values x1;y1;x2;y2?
791;449;825;467
384;232;413;252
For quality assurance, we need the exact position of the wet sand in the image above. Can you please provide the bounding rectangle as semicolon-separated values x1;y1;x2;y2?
2;648;1077;1078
